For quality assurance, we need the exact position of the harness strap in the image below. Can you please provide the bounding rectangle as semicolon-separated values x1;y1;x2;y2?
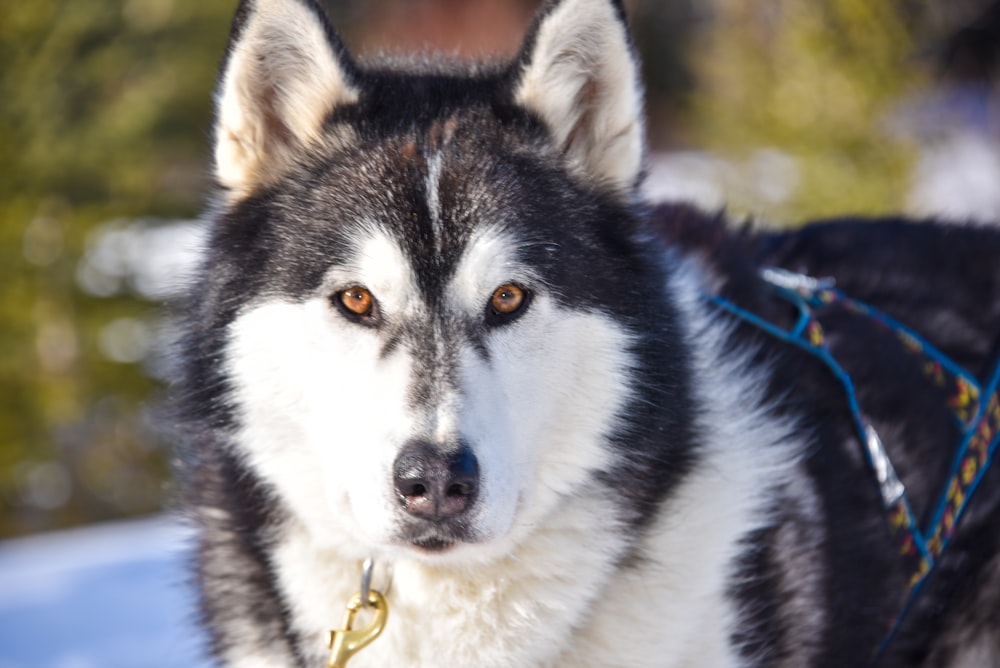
707;268;1000;660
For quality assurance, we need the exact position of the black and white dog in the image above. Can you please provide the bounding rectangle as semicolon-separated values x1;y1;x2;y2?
174;0;1000;665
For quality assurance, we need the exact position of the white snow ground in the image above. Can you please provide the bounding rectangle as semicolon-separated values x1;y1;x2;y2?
0;516;210;668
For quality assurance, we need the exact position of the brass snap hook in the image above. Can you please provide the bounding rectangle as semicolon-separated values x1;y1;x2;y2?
326;561;389;668
326;590;389;668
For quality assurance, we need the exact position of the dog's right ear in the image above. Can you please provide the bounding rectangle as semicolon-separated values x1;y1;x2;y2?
214;0;359;197
509;0;645;196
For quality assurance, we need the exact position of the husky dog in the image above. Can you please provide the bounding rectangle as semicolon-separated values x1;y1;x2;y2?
175;0;1000;665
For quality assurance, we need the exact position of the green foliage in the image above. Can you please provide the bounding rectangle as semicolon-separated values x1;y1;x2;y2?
0;0;232;536
684;0;928;222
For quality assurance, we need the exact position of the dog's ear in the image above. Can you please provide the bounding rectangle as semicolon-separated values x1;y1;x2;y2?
510;0;645;195
213;0;359;196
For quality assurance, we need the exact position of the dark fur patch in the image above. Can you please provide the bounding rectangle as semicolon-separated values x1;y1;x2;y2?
651;204;1000;664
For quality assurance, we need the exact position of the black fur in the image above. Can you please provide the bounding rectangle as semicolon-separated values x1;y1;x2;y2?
651;204;1000;665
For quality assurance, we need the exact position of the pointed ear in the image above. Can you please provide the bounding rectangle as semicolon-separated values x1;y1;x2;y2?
511;0;645;195
214;0;359;196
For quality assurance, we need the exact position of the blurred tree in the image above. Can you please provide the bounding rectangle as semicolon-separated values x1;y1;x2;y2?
674;0;1000;222
0;0;232;536
680;0;932;221
1;0;993;538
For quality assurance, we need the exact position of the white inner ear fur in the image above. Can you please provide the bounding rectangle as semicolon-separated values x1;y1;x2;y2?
215;0;358;195
514;0;645;193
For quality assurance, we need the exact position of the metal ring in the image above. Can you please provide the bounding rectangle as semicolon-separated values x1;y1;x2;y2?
360;558;375;607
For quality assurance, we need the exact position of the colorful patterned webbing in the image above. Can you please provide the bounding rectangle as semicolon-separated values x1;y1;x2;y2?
707;268;1000;660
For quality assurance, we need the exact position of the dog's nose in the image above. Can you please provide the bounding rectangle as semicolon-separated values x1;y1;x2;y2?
393;441;479;520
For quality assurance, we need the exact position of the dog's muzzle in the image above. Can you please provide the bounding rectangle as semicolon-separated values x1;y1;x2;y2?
392;440;480;526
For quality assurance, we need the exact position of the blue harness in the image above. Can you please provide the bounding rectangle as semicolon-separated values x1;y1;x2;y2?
708;268;1000;659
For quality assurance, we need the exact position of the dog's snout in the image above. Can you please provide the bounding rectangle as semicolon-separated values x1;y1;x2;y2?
393;441;479;520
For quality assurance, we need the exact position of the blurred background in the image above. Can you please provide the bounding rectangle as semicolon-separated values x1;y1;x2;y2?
0;0;998;665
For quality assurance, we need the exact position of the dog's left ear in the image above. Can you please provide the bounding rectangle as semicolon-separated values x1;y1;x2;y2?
213;0;359;197
511;0;645;195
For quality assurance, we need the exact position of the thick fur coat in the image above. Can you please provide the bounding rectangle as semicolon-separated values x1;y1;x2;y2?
174;0;1000;666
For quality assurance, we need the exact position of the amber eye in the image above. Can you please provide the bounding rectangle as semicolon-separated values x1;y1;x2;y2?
337;286;376;322
487;284;530;325
491;285;524;314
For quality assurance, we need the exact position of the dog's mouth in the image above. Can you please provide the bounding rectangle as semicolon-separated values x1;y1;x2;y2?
410;536;455;552
396;519;476;553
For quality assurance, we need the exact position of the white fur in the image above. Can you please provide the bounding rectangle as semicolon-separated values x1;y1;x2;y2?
222;223;805;666
225;219;638;664
214;2;806;665
226;231;421;554
214;0;358;195
425;151;444;254
514;0;645;193
226;220;635;558
573;260;804;667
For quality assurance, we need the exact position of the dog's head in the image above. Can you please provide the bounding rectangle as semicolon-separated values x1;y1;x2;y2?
194;0;680;563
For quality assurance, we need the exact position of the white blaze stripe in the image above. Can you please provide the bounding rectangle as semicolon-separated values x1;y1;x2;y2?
426;151;444;253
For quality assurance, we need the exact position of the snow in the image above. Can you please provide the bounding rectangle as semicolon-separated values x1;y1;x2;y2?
906;130;1000;223
0;517;211;668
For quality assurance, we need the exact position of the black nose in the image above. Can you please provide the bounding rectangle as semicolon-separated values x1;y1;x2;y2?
393;441;479;521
